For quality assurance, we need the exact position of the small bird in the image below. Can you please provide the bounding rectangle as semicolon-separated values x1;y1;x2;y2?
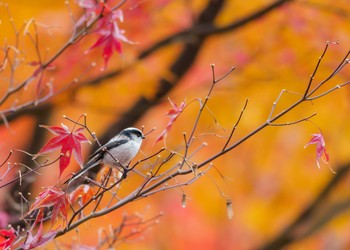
67;127;145;184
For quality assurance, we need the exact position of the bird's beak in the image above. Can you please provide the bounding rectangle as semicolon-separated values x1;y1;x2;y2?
142;135;145;139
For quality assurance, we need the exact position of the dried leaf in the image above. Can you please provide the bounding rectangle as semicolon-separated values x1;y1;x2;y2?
226;199;233;220
69;184;94;206
181;193;187;208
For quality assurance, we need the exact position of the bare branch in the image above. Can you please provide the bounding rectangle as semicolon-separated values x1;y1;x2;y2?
222;99;248;151
268;112;317;126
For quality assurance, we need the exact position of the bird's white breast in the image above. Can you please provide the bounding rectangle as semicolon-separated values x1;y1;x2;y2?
102;140;140;167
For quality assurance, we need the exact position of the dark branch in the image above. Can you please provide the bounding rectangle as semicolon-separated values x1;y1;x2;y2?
257;163;350;250
88;0;227;168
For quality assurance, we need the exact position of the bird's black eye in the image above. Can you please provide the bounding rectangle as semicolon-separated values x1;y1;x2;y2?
136;131;145;139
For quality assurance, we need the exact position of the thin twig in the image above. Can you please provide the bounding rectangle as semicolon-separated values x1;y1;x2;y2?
222;99;248;151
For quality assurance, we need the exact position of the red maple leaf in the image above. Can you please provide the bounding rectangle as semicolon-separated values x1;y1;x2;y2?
0;228;16;249
37;123;90;177
75;0;113;26
155;97;186;143
85;8;133;69
304;133;329;168
88;29;123;67
76;0;131;69
304;133;335;173
21;220;57;250
29;186;69;227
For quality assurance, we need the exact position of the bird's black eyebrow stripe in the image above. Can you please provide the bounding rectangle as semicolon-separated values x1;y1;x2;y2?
122;129;142;139
121;131;133;140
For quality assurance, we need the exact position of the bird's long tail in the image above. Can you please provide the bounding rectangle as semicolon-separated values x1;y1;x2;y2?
65;161;101;185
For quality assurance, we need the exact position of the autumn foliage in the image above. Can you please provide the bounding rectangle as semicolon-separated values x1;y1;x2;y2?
36;124;90;177
1;0;350;249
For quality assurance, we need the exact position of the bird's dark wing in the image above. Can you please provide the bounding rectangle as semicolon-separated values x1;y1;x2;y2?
66;139;129;185
88;139;129;161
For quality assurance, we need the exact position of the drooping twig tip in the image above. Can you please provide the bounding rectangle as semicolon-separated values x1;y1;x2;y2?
226;199;233;220
181;193;187;208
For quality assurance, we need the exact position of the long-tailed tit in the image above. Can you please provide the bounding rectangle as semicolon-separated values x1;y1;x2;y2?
68;127;144;184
